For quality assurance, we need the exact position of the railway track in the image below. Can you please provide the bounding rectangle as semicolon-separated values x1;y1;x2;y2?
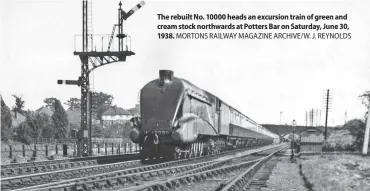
1;159;72;169
1;160;97;178
117;145;287;191
1;159;142;191
20;144;285;191
1;153;139;179
217;152;285;191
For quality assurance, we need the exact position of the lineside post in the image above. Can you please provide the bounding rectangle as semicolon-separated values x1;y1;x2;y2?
0;95;2;137
363;103;370;155
291;120;297;161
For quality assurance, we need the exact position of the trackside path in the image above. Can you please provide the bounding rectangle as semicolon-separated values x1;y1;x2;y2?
261;157;307;191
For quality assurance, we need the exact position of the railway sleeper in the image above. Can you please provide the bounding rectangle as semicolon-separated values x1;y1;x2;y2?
85;168;93;174
21;177;33;185
170;180;181;188
149;171;158;177
31;176;42;183
1;181;11;190
75;184;85;191
96;180;109;189
49;188;66;191
11;168;20;175
141;173;151;180
24;167;33;173
109;179;119;186
2;169;13;176
36;166;45;172
158;170;165;176
117;177;129;185
56;172;68;179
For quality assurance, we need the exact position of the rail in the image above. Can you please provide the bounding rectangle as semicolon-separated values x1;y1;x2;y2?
219;147;285;191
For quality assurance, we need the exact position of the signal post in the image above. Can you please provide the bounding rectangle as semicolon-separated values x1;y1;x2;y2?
58;1;145;157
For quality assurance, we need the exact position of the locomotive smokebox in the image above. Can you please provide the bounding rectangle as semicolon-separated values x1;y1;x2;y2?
159;70;174;83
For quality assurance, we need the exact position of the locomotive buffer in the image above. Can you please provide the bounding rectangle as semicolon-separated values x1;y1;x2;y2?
58;1;145;157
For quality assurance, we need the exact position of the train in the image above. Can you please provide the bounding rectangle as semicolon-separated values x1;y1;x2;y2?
130;70;279;163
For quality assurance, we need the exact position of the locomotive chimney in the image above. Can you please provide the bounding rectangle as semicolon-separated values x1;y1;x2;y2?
159;70;174;83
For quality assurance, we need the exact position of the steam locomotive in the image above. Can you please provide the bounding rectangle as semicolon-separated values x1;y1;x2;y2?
130;70;279;163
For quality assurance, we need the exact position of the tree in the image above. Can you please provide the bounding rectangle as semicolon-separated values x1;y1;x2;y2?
92;123;104;138
51;99;69;139
91;92;114;122
100;122;132;138
128;104;140;116
359;91;370;120
346;119;367;150
14;122;32;144
44;98;56;107
1;97;13;141
28;113;50;139
64;98;81;110
14;112;51;144
41;123;56;138
12;95;25;114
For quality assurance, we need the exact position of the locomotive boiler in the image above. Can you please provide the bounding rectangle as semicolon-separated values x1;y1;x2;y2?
130;70;279;163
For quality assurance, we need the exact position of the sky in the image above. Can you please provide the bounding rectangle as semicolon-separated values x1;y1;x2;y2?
1;0;369;126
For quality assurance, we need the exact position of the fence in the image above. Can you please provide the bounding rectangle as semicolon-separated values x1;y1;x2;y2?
1;142;139;159
8;137;130;144
30;138;77;144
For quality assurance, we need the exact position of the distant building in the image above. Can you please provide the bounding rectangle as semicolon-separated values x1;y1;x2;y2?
10;111;26;128
299;127;325;153
102;106;132;125
128;104;140;117
66;108;100;127
36;106;53;117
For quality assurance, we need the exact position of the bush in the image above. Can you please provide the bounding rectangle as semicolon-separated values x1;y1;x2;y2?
346;119;368;150
1;98;13;142
92;122;133;138
322;129;357;152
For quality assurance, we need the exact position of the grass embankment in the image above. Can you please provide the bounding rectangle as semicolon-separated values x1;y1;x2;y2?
301;155;370;191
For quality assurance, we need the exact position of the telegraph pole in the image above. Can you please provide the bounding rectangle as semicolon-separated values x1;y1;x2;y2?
311;109;314;126
325;90;329;139
305;111;308;127
315;109;318;127
280;111;283;125
323;89;332;140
